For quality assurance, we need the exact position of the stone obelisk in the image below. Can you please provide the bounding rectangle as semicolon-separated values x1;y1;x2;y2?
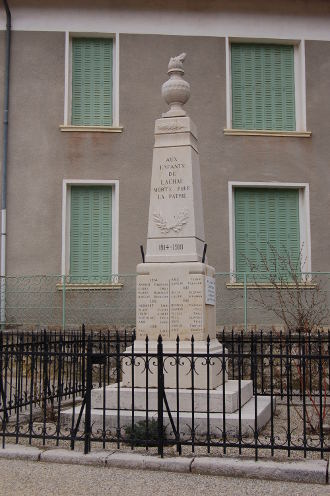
123;53;223;389
137;53;217;344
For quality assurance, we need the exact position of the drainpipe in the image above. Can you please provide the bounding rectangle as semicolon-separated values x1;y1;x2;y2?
1;0;11;326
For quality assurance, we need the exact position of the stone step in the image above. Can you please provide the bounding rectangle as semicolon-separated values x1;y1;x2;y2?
91;380;253;414
62;395;273;437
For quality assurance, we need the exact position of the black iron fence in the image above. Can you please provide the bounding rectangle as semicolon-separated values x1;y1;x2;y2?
0;328;329;460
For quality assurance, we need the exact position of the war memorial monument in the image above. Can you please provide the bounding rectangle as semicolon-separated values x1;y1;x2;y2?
89;54;272;436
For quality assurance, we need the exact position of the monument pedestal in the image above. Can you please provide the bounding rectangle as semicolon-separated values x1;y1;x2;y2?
132;259;222;388
121;338;227;389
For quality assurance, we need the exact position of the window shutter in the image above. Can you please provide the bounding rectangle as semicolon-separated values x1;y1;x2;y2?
70;186;112;282
72;38;113;126
235;188;300;280
231;44;295;131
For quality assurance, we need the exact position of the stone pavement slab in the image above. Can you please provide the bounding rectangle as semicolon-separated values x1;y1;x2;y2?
0;444;42;461
106;452;193;472
191;456;328;484
40;448;113;466
1;458;330;496
0;444;328;485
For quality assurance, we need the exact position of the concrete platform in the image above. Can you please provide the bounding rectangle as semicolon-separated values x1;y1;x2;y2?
91;380;254;414
62;395;273;437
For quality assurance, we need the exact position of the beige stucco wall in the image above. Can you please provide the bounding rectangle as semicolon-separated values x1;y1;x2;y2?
2;1;330;41
0;32;329;276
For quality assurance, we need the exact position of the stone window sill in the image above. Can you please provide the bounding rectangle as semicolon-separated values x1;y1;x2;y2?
223;129;312;138
226;282;317;289
59;125;123;133
56;283;124;291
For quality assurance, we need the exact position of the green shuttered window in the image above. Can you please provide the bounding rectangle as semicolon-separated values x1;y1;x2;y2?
70;186;112;282
231;43;296;131
235;188;300;279
72;38;113;126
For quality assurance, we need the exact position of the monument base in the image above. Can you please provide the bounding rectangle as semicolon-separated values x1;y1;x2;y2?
121;339;227;389
62;380;274;437
91;380;253;413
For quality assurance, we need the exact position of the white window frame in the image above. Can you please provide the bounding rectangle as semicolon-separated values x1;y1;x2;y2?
228;181;311;278
225;38;307;133
62;32;121;130
61;179;119;279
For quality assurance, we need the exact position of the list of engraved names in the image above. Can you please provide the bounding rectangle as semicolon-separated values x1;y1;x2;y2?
137;274;204;339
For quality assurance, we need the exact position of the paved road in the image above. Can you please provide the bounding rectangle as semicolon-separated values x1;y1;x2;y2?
0;459;329;496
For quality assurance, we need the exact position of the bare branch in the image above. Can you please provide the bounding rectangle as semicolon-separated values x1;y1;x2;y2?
243;242;329;333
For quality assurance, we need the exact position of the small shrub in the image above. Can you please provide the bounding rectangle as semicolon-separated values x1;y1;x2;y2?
124;419;164;447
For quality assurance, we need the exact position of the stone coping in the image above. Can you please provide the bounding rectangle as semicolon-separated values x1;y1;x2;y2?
223;129;312;138
56;282;124;291
59;125;123;133
226;282;318;289
0;445;328;485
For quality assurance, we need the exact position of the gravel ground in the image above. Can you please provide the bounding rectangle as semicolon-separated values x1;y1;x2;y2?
0;458;329;496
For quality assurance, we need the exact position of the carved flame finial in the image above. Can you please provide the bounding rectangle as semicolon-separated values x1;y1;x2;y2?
168;53;186;73
161;53;190;117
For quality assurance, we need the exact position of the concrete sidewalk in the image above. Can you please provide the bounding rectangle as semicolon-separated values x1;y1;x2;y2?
0;444;328;486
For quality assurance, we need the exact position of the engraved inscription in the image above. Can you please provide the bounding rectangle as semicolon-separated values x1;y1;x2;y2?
146;237;202;260
158;242;184;252
152;155;191;202
137;273;204;340
157;123;186;132
205;276;216;306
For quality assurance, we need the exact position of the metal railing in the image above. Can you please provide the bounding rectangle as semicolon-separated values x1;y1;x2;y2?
1;272;330;330
0;329;329;459
0;328;132;421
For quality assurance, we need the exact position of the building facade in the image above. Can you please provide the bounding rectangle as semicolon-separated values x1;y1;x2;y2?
0;0;330;328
